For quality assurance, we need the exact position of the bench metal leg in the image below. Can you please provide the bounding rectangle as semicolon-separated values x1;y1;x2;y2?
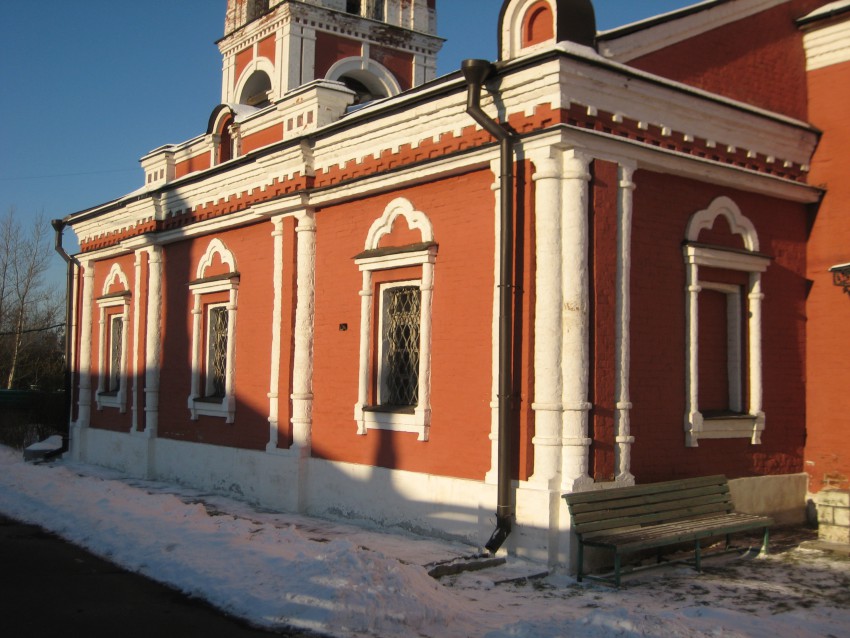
694;539;701;572
761;526;770;556
576;542;584;582
614;553;621;587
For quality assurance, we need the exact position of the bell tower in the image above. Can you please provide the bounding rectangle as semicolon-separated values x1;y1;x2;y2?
219;0;442;107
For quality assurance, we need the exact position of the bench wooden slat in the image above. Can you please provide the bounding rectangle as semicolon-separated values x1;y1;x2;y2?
571;492;731;529
575;500;738;534
567;484;730;516
564;475;727;506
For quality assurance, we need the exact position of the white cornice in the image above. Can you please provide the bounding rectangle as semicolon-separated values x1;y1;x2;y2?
802;14;850;70
598;0;788;63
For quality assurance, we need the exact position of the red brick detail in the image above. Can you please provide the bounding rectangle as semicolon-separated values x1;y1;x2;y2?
315;32;362;79
235;46;254;87
590;160;618;481
241;124;285;154
258;34;276;65
370;45;413;91
522;1;554;48
175;153;212;180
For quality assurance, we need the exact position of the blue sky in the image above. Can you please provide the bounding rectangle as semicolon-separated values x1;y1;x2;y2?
0;0;695;279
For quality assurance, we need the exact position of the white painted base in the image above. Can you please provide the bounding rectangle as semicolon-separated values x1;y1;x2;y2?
67;428;809;570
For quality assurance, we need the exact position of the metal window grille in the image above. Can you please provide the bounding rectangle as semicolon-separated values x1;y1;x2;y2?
207;306;229;398
109;315;122;392
384;286;420;406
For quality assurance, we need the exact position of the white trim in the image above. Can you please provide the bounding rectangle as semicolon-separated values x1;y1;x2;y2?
802;10;850;71
188;240;239;423
95;276;131;414
144;246;163;438
325;56;402;98
683;197;768;447
354;198;436;442
234;57;278;104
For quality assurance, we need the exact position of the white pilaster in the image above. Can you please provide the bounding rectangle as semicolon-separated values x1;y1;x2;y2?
529;152;564;489
685;261;702;447
614;164;636;484
144;246;163;437
291;210;317;453
748;273;765;444
560;151;593;492
132;251;143;432
267;216;285;451
76;260;95;431
355;270;373;435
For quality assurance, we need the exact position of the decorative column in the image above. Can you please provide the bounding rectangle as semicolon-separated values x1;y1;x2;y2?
684;260;702;447
614;164;636;484
748;273;765;444
144;246;163;437
267;216;285;451
355;269;373;435
291;210;317;452
560;151;593;491
487;157;502;483
529;153;565;488
131;251;143;432
415;260;434;436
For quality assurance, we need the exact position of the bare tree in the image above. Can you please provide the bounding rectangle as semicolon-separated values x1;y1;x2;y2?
0;208;63;390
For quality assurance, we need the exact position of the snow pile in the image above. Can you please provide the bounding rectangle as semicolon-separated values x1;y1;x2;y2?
1;445;849;638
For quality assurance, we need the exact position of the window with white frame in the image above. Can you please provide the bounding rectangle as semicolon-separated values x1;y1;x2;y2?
683;197;769;447
188;239;239;423
354;198;436;441
96;264;131;412
378;281;422;408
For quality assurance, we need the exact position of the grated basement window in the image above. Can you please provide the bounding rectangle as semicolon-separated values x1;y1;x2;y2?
207;306;229;398
384;286;420;406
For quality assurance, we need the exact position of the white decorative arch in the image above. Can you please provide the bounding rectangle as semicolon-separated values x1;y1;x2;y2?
364;197;434;250
326;56;402;99
500;0;556;60
102;263;129;295
196;238;237;279
685;196;760;252
234;58;277;104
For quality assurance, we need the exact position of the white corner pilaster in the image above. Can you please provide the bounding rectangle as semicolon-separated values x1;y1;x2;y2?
267;216;285;451
529;151;565;489
614;163;636;484
560;150;593;492
76;260;95;431
487;156;503;483
291;210;317;453
144;246;163;438
748;273;765;444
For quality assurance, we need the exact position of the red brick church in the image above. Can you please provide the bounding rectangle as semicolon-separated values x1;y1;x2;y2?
57;0;850;565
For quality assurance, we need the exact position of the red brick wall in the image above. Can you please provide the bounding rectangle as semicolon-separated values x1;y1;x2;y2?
311;170;498;480
629;170;807;481
590;160;619;481
315;32;362;79
88;254;136;433
157;222;276;450
806;59;850;492
628;0;827;121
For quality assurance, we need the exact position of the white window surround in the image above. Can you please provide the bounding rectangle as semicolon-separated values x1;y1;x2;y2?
95;294;130;412
354;197;435;441
683;197;770;447
96;264;130;413
188;239;239;423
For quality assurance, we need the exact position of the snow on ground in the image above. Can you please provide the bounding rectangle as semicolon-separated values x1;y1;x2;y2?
1;445;849;638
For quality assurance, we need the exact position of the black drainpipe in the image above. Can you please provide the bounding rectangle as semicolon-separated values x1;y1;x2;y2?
51;219;77;446
461;59;516;554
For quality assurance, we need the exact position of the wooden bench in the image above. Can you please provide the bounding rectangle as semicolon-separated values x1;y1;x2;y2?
563;475;773;586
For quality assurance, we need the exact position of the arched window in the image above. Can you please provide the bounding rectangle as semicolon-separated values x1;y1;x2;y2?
239;70;272;107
